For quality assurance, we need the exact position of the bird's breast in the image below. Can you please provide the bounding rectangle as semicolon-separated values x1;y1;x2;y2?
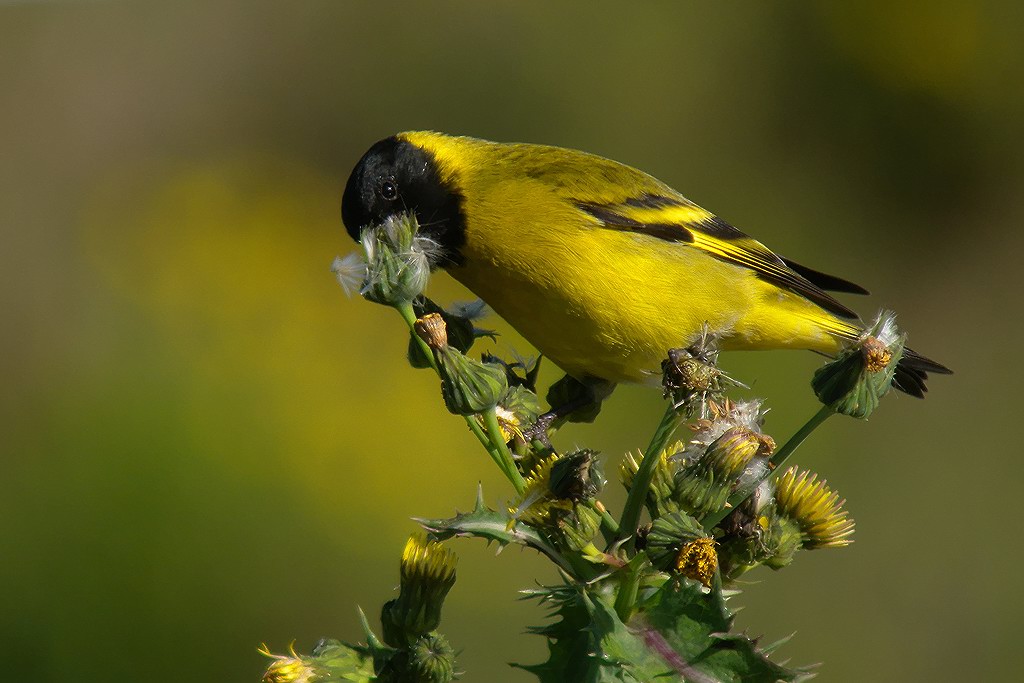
447;199;761;383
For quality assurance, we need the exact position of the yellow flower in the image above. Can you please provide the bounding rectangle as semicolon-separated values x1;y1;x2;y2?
382;534;458;647
620;441;682;517
400;533;457;589
675;537;718;588
509;455;573;528
774;467;855;548
258;643;317;683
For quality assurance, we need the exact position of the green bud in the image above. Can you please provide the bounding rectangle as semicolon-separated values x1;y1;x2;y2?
812;311;905;418
508;454;602;551
414;313;508;415
408;633;457;683
715;488;798;580
645;510;707;572
759;516;804;570
675;427;767;519
554;502;602;551
437;348;508;415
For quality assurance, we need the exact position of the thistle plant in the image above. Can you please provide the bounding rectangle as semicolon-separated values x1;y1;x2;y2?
261;212;911;682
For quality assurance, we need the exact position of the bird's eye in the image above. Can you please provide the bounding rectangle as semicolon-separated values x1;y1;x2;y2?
379;179;399;201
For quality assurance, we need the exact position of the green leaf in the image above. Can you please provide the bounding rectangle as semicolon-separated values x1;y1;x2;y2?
518;579;813;682
641;580;813;682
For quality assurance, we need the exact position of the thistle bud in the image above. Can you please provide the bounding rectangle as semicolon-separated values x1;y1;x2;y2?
408;633;457;683
360;213;435;306
381;535;458;648
261;648;316;683
717;490;803;576
812;311;905;418
718;468;854;574
554;502;602;551
414;311;507;414
705;427;763;480
432;345;508;416
645;510;707;572
674;426;767;519
759;516;805;570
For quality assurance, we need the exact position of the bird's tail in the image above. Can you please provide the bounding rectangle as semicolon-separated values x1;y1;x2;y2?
893;347;952;397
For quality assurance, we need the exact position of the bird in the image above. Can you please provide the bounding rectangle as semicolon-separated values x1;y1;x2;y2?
341;131;950;403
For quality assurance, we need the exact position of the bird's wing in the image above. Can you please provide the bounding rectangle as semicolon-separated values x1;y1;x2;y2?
575;192;864;320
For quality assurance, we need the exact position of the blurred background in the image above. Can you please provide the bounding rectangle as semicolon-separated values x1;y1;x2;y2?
2;2;1021;681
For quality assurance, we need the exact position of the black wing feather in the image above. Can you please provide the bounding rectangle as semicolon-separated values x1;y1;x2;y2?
780;257;870;295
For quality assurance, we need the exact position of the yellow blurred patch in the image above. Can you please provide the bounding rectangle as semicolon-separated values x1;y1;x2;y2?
79;156;489;536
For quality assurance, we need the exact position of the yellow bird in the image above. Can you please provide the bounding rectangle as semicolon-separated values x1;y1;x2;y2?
341;132;949;398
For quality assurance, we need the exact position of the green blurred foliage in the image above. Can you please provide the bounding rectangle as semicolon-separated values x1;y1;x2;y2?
1;1;1021;681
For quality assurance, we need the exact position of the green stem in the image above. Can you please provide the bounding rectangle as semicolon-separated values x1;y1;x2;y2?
394;301;494;453
617;403;682;543
395;301;436;367
702;403;834;532
613;557;642;622
483;408;528;495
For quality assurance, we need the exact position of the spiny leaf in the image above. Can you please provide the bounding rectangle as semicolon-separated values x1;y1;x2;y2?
414;493;575;575
517;578;812;682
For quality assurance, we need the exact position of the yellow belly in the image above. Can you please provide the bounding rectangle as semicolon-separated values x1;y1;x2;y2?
448;193;857;385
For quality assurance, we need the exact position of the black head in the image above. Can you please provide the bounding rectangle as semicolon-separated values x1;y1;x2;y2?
341;135;466;266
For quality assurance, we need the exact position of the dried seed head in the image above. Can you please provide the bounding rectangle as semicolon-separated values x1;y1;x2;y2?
862;336;893;373
415;313;449;350
359;212;432;305
330;252;367;298
812;310;905;418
